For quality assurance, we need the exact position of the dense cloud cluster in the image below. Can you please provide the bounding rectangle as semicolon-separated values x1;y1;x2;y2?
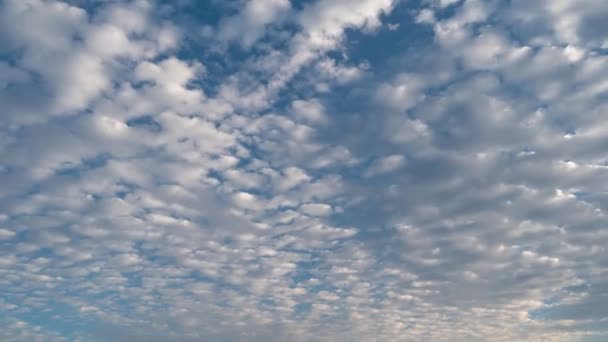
1;0;608;341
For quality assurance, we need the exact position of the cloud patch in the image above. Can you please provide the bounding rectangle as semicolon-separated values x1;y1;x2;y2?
2;0;608;341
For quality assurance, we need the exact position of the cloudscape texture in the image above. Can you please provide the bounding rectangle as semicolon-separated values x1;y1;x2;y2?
1;0;608;341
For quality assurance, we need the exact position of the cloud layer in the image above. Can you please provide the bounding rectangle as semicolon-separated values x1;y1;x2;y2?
1;0;608;341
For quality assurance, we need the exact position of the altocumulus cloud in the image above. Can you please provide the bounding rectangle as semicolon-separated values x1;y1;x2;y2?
1;0;608;341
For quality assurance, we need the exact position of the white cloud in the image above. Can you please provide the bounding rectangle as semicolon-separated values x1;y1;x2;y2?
299;203;333;217
274;166;311;192
0;0;180;125
376;73;427;110
218;0;291;47
291;99;326;124
0;228;16;240
297;0;394;50
232;192;263;210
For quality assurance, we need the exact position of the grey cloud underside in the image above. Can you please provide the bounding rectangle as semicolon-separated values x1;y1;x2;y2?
1;0;608;341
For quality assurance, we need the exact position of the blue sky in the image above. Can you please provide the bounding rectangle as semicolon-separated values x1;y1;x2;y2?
1;0;608;341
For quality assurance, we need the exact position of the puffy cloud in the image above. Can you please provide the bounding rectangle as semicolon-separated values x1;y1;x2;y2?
218;0;291;47
0;228;16;240
291;99;327;124
274;166;311;192
299;203;333;217
296;0;395;50
0;0;179;125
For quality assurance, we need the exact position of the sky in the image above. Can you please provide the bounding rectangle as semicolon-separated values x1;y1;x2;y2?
1;0;608;341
